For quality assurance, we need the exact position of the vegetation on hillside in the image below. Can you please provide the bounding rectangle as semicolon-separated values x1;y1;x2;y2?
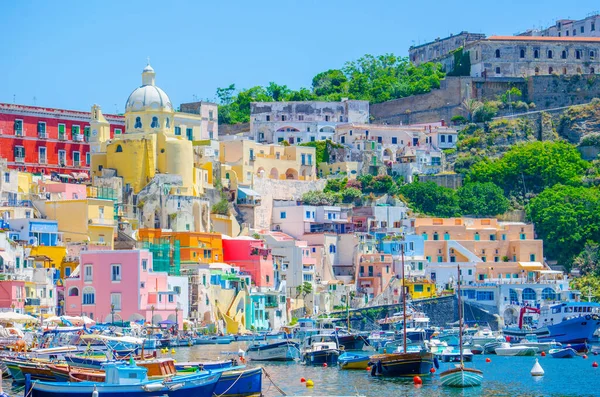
216;54;445;124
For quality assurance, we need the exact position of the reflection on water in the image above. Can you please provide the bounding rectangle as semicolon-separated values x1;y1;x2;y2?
5;341;600;396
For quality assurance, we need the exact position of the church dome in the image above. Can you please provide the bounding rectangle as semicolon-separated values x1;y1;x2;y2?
125;63;173;113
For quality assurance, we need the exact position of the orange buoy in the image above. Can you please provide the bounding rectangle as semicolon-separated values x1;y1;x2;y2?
485;358;491;363
430;367;436;374
541;351;546;357
365;366;371;371
583;355;588;359
413;376;422;385
593;362;598;368
300;377;306;383
322;363;327;368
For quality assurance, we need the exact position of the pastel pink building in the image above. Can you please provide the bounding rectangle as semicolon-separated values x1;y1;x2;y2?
38;181;87;200
0;280;25;312
222;237;274;288
64;250;180;325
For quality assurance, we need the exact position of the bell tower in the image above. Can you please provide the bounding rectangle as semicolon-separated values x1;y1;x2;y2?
89;104;111;153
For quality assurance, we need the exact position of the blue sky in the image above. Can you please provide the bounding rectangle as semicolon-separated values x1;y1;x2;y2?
0;1;598;113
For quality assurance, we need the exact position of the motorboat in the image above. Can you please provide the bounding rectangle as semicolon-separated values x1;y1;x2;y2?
213;367;262;397
440;347;473;363
483;341;504;354
424;339;448;355
494;342;538;356
467;329;504;347
515;334;561;353
549;347;578;358
246;340;300;361
300;334;340;365
338;352;371;370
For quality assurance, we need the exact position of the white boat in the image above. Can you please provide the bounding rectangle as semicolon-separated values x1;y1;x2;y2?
468;329;504;346
515;334;561;353
440;265;483;388
494;342;538;356
246;340;300;361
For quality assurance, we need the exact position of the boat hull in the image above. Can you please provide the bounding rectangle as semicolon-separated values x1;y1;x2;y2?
370;352;434;377
336;335;366;351
246;341;300;361
495;347;538;356
214;367;262;397
440;367;483;388
338;353;370;370
27;372;221;397
549;348;578;358
505;316;600;344
302;349;339;365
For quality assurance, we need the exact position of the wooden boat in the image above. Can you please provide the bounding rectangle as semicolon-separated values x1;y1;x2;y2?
213;367;262;397
338;352;370;370
25;362;222;397
246;340;300;361
369;246;434;377
440;265;483;388
174;359;235;371
549;347;578;358
69;367;105;382
300;334;340;365
18;363;56;382
494;343;538;356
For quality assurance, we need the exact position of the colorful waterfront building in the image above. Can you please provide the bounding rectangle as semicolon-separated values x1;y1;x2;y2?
356;253;395;300
64;250;182;324
222;236;274;289
0;102;124;177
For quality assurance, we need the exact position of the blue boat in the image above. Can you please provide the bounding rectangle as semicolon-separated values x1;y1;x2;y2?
246;340;300;361
174;359;235;371
338;352;371;370
549;347;578;358
25;361;221;397
213;367;262;397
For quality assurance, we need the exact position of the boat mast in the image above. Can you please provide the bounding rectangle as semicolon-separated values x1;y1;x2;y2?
458;264;463;367
402;244;407;354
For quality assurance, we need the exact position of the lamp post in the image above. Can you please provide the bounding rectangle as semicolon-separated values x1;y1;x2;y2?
150;305;155;326
110;303;115;325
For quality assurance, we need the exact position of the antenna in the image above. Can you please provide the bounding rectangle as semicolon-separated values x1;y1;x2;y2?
114;104;119;114
13;94;16;104
33;96;37;106
147;56;151;65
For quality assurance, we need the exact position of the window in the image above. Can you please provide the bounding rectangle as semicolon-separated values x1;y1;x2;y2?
489;234;496;241
437;256;443;262
37;122;47;137
502;234;506;241
481;256;486;262
14;146;25;162
325;115;330;122
84;265;93;281
266;115;270;121
14;119;23;135
520;233;526;240
476;291;494;301
591;51;596;59
581;26;585;33
280;211;286;219
305;211;311;218
444;232;450;241
111;264;121;281
495;49;500;58
72;125;80;138
150;117;159;128
186;128;193;140
433;232;439;241
111;293;122;310
530;254;536;261
86;152;90;165
448;135;453;143
82;287;95;305
142;259;147;271
281;115;286;121
495;67;501;74
566;30;569;36
3;173;8;183
549;67;553;74
58;150;67;166
592;22;596;31
576;50;581;59
38;147;47;164
520;48;525;58
168;294;174;303
522;287;536;301
329;244;336;253
174;126;181;136
114;128;122;136
534;49;539;59
135;117;142;128
474;232;480;241
562;50;567;59
203;250;212;259
73;151;80;166
68;286;79;296
547;50;553;59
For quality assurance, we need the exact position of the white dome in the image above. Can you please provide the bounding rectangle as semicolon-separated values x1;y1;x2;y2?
126;85;172;113
125;63;173;113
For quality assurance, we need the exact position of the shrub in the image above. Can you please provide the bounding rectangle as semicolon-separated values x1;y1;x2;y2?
211;199;230;215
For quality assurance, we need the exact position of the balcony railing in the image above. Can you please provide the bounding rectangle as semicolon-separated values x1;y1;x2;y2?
59;133;66;141
15;157;24;163
73;134;84;142
38;132;48;139
88;218;115;226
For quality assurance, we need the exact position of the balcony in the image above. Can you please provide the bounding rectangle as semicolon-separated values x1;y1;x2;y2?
237;198;261;206
59;133;66;141
39;157;47;165
38;132;48;139
15;130;24;137
73;161;81;167
88;218;116;226
73;134;84;142
15;157;24;163
25;298;41;306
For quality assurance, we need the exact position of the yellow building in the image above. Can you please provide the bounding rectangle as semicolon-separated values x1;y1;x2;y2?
45;199;116;248
404;278;437;300
220;140;317;186
318;161;360;179
90;64;201;195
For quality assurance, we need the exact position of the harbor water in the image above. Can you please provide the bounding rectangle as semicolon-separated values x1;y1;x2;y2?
6;341;595;397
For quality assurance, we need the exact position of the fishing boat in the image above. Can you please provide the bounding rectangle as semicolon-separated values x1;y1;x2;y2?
494;342;538;356
25;361;222;397
331;328;367;350
369;245;435;377
439;265;483;388
549;347;578;358
300;334;340;365
246;340;300;361
174;360;235;371
213;367;262;397
338;352;370;370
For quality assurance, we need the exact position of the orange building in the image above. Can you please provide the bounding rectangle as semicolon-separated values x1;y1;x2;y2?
137;229;224;265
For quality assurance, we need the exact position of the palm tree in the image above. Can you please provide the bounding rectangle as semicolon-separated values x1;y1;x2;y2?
461;99;483;122
296;282;313;315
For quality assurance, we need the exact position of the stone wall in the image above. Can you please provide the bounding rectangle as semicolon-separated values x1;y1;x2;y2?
219;122;250;136
251;177;326;230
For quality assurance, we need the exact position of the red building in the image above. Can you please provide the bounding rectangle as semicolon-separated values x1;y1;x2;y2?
222;237;274;288
0;103;124;177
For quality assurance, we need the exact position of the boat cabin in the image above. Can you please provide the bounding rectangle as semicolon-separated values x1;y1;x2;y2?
103;362;148;385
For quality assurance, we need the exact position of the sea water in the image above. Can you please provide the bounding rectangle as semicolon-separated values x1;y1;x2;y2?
6;342;600;397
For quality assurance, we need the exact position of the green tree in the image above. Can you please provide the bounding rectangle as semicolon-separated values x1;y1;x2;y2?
473;102;498;122
457;182;510;217
468;141;590;196
573;241;600;276
461;99;483;122
570;275;600;302
526;185;600;267
296;281;314;314
312;69;348;97
399;182;461;217
301;190;340;206
341;187;363;204
210;199;230;216
324;178;348;193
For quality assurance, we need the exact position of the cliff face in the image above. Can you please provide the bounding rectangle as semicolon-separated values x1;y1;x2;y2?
558;99;600;144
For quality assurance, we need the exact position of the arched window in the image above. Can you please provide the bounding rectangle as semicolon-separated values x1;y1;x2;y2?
151;116;159;129
509;289;518;304
542;288;556;301
534;49;539;59
591;51;596;59
68;287;79;296
535;67;540;75
495;49;501;58
82;287;95;305
115;145;123;153
522;287;536;302
549;67;553;74
166;118;170;128
135;117;142;129
547;50;553;59
561;50;567;59
433;232;439;241
520;49;525;58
